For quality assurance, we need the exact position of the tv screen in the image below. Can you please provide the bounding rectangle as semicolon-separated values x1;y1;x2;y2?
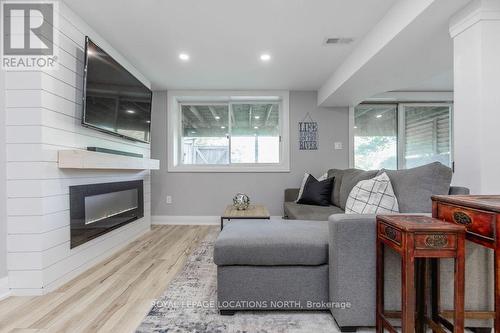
83;37;152;143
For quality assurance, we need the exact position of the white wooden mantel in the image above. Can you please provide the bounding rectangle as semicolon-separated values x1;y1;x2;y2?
58;150;160;170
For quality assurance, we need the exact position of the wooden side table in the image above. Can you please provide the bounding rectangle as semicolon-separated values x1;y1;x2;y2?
220;204;270;230
376;215;466;333
432;195;500;332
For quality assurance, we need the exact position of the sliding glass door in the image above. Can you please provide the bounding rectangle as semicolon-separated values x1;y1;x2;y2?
401;104;452;169
353;104;398;170
353;103;452;170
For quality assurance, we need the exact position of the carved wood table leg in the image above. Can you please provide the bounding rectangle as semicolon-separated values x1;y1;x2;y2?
376;237;384;333
454;235;465;333
402;239;416;333
496;249;499;333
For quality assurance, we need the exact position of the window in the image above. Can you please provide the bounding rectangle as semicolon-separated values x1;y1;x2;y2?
354;105;398;170
352;103;452;170
181;104;230;165
168;91;290;172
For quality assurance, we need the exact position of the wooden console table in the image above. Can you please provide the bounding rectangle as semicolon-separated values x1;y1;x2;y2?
432;195;499;333
220;204;270;230
376;215;466;333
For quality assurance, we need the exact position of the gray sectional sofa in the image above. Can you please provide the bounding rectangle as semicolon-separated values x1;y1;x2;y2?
214;163;493;331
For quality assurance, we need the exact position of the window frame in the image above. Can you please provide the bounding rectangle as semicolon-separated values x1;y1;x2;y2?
167;90;290;172
349;102;453;170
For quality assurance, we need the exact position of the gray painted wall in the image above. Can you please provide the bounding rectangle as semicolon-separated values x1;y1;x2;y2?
0;66;6;278
151;90;349;216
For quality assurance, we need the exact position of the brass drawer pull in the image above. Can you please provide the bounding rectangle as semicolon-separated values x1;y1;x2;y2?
425;234;449;248
384;226;397;240
453;211;472;226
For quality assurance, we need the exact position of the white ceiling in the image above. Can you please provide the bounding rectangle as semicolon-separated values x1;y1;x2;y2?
63;0;398;91
399;71;453;91
318;0;469;106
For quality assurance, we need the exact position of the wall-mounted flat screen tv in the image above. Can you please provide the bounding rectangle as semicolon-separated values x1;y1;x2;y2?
82;37;152;143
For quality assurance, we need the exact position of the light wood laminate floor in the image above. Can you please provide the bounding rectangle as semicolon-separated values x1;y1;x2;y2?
0;225;214;333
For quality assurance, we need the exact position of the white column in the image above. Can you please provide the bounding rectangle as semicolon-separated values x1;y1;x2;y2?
450;0;500;194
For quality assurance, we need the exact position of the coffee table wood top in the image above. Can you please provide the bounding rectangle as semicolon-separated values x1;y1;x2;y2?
222;204;270;219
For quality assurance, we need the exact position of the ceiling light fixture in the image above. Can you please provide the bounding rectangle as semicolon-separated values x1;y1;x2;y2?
254;126;259;129
254;116;260;119
260;54;271;62
215;116;220;120
179;53;190;61
221;126;226;129
376;114;382;118
126;109;135;114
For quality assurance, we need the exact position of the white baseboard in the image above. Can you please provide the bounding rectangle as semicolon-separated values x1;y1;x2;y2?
152;215;284;225
0;276;10;300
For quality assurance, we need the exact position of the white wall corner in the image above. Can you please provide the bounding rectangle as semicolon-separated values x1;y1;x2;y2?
449;0;500;38
0;276;10;301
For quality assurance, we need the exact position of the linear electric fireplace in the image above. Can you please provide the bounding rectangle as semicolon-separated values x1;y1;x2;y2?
70;180;144;248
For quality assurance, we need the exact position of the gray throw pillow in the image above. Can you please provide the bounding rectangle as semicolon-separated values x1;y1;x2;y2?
327;169;347;207
379;162;452;213
338;169;379;210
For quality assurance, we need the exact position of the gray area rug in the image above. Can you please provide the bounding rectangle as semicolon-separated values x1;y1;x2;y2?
136;229;351;333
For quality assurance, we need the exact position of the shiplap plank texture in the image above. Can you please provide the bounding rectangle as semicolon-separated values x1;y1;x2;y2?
6;2;152;295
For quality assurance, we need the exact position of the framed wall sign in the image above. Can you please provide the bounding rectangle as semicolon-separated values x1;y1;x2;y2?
299;113;318;150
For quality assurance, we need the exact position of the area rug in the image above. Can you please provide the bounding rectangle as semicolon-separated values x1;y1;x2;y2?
136;229;352;333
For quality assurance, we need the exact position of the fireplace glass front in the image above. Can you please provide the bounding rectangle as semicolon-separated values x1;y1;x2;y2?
70;180;144;248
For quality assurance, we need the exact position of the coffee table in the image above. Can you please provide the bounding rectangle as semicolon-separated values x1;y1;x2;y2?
220;204;270;230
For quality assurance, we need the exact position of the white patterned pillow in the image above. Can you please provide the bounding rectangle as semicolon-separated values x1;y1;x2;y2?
345;172;399;214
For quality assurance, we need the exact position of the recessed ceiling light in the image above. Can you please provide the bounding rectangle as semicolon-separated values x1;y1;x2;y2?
146;120;151;123
254;116;260;119
254;126;259;129
221;126;226;129
353;126;358;129
260;54;271;62
126;109;135;114
179;53;190;61
191;131;196;134
215;116;220;120
376;114;382;118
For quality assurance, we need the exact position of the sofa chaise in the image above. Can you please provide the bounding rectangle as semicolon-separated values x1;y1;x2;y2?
214;163;493;331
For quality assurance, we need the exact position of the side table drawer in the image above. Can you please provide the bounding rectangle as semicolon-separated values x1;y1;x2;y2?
414;233;457;250
378;222;402;246
436;203;495;242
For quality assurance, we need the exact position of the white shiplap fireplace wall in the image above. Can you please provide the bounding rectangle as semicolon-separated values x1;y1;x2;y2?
5;3;152;295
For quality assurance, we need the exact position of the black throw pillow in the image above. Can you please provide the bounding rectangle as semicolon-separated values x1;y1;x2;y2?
297;175;334;206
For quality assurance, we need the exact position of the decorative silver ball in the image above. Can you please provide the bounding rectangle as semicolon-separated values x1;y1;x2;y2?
232;193;250;210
